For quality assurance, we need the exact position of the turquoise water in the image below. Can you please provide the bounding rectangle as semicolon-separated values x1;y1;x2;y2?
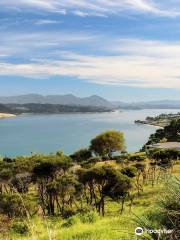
0;109;179;157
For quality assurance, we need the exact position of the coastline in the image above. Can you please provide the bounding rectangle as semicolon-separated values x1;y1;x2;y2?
0;113;16;119
143;123;164;129
135;120;164;129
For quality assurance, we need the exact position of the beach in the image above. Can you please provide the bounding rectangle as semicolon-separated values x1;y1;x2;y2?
0;113;16;119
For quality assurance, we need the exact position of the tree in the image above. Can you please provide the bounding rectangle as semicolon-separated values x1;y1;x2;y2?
47;174;79;216
77;165;132;216
133;163;146;195
70;148;92;164
11;173;32;193
0;193;33;218
103;166;132;214
90;130;125;159
32;154;72;215
149;148;179;170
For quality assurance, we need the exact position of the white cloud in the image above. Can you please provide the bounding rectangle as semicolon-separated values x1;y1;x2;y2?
0;31;97;59
73;10;90;17
35;19;62;25
1;0;180;17
1;38;180;88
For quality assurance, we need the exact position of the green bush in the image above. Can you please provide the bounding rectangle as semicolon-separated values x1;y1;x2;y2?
0;193;36;218
128;152;146;162
62;215;79;228
11;222;29;235
0;168;13;181
81;157;101;168
136;177;180;240
114;155;129;164
70;149;92;163
79;211;98;224
61;209;76;218
121;166;137;178
62;211;98;228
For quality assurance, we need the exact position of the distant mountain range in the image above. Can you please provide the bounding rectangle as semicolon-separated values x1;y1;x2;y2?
0;94;113;108
0;94;180;110
113;100;180;109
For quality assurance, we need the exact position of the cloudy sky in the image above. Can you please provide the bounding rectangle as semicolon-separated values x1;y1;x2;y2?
1;0;180;101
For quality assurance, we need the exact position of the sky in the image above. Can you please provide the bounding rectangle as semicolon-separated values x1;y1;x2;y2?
1;0;180;102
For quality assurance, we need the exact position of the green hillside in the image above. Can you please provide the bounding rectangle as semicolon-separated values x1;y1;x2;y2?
0;130;179;240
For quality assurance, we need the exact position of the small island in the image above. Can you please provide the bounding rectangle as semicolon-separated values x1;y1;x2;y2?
135;112;180;128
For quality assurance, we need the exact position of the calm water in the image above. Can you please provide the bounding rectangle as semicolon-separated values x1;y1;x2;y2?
0;109;179;157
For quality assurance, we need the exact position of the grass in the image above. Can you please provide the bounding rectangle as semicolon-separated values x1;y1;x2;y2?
2;163;180;240
4;184;164;240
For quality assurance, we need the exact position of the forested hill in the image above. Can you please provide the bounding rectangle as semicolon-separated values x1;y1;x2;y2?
0;104;16;114
0;103;112;114
0;94;113;108
145;119;180;146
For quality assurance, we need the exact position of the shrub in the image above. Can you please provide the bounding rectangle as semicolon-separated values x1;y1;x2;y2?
0;193;36;218
70;149;92;163
11;173;32;193
0;168;13;181
79;211;98;224
114;155;129;164
11;222;29;235
0;194;24;218
121;166;137;178
81;157;101;168
62;215;79;228
61;209;76;219
128;152;146;162
133;163;146;172
136;177;180;240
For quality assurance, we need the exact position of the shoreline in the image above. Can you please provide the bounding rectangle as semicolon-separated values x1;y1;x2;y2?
135;120;164;129
0;113;16;119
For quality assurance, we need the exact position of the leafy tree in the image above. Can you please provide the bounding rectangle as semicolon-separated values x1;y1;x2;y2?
47;174;79;216
149;148;179;170
103;166;132;214
133;163;146;195
11;173;32;193
70;149;92;164
32;154;72;215
77;165;131;216
90;130;125;158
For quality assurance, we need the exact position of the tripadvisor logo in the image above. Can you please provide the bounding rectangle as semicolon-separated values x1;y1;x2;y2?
135;227;173;236
135;227;143;235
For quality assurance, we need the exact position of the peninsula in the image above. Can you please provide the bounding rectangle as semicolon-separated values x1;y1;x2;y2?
135;113;180;128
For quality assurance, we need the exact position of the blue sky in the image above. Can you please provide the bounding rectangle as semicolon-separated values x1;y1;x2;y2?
1;0;180;102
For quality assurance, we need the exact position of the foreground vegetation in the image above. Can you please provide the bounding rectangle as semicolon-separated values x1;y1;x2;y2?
0;129;180;240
